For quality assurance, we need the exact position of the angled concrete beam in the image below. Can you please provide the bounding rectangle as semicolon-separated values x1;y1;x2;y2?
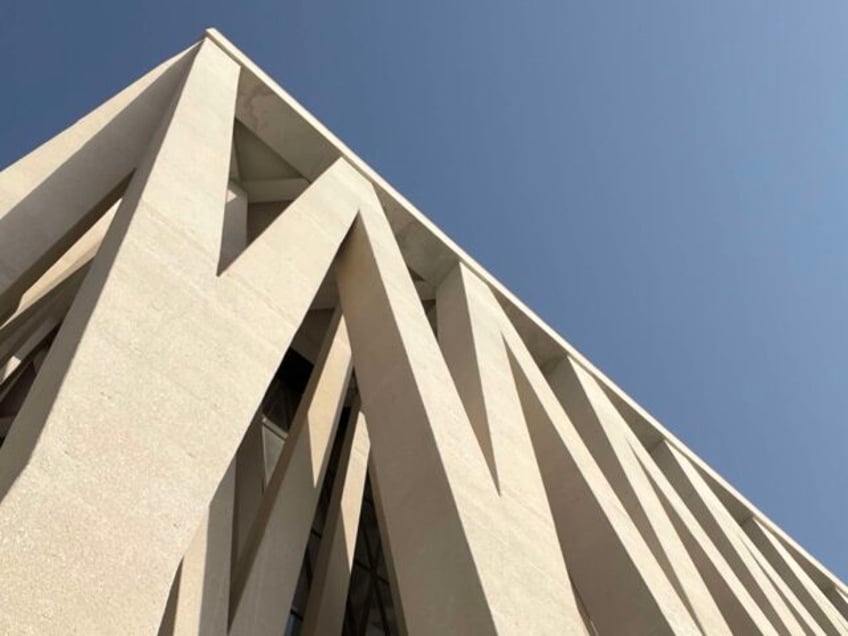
742;535;827;635
0;202;118;382
435;263;589;631
160;462;235;636
336;191;591;633
545;357;731;634
0;46;195;321
367;460;410;635
546;359;777;634
0;40;359;633
219;182;248;272
229;311;353;636
300;406;371;636
825;586;848;621
231;416;266;567
743;517;848;634
0;200;117;334
448;265;701;635
335;182;495;634
207;28;848;603
241;178;309;203
652;440;818;635
229;142;241;180
629;440;779;634
0;26;842;636
508;356;697;634
0;264;88;376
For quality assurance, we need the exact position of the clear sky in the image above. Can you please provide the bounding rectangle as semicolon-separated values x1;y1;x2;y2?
2;1;846;581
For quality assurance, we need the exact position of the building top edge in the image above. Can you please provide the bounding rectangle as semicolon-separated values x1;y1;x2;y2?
201;27;843;593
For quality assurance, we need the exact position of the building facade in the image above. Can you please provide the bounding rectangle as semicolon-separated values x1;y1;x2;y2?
0;30;845;635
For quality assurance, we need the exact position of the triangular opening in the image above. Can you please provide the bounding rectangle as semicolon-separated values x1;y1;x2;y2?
218;122;311;273
341;477;401;635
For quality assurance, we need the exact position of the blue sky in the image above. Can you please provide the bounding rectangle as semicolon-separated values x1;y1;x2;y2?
2;2;846;580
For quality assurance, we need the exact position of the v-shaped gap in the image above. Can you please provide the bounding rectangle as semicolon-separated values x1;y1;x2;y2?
217;121;311;274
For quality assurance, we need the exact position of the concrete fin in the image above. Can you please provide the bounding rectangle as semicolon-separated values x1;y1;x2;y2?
743;517;848;634
435;265;501;489
0;27;845;636
0;45;196;321
652;440;815;635
825;587;848;622
0;42;358;634
335;193;500;635
228;310;353;636
740;529;829;635
502;327;700;634
545;357;732;634
300;406;371;636
231;416;266;568
433;262;590;627
620;433;781;634
157;462;236;636
336;181;587;633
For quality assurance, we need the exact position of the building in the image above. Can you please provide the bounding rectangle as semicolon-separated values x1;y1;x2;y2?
0;29;845;635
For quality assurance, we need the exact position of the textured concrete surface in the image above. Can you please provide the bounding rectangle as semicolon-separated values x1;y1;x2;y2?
0;28;845;636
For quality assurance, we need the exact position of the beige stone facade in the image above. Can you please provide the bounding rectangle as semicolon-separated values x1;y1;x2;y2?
0;29;845;635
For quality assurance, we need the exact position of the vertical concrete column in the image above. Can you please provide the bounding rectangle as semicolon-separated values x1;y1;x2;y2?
545;357;729;634
652;440;815;635
229;311;353;636
300;407;371;636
